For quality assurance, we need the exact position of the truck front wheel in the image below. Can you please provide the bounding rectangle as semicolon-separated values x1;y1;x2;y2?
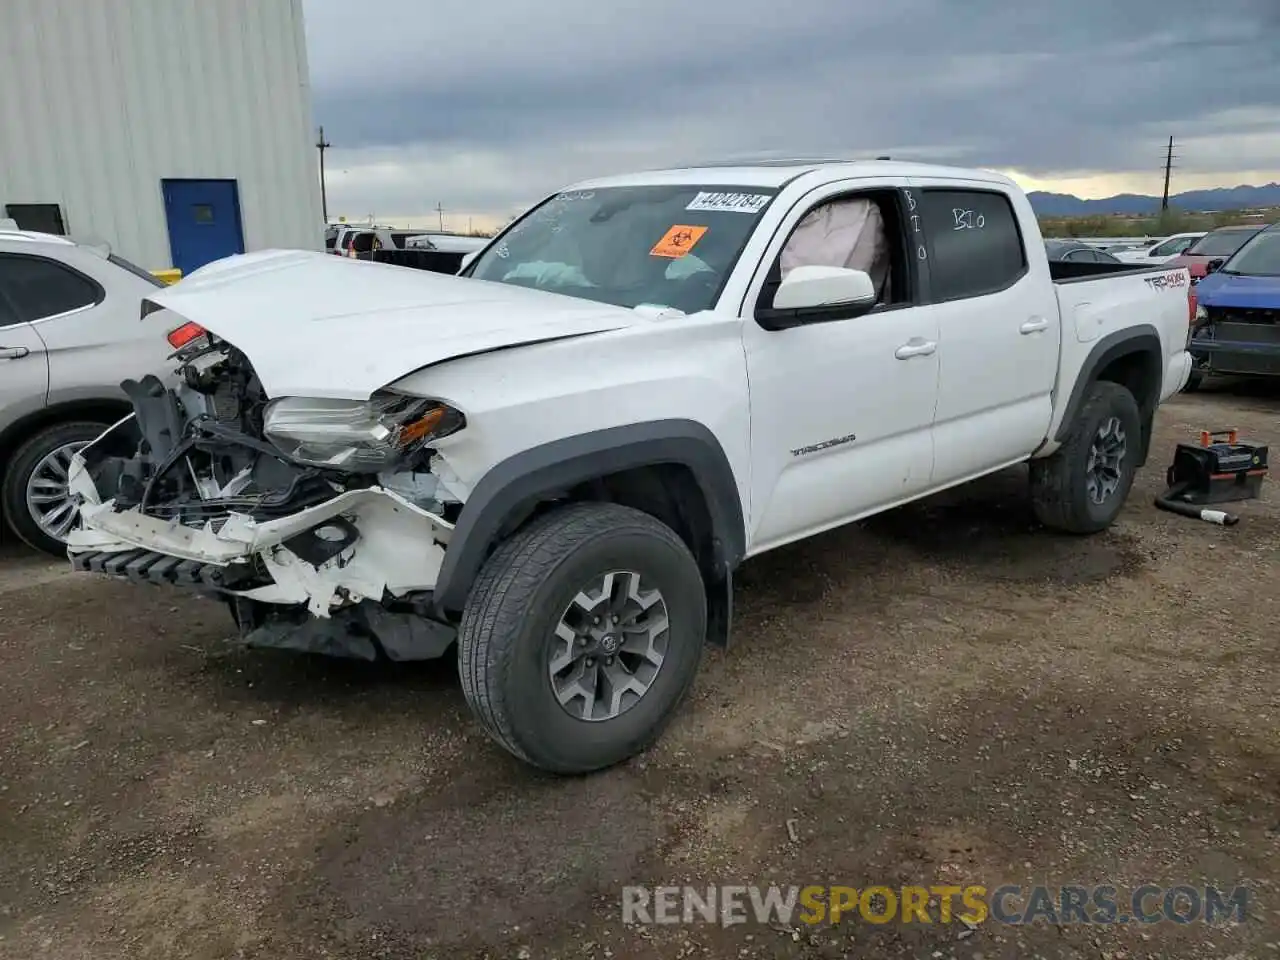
1030;381;1142;534
457;501;707;774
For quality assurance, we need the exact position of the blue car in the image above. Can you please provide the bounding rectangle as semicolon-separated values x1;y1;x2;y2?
1187;223;1280;388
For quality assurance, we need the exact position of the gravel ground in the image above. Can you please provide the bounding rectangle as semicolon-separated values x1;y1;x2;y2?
1;383;1278;960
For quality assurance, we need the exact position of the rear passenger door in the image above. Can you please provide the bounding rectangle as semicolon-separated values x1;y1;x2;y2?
909;181;1060;485
0;254;58;418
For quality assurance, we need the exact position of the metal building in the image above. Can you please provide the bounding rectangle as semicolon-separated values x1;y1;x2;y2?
0;0;323;276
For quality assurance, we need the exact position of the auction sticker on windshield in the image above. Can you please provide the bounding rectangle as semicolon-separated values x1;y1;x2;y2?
651;225;708;258
686;191;772;214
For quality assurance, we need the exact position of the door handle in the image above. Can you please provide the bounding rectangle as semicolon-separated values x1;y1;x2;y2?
895;339;937;360
0;346;30;360
1020;317;1049;334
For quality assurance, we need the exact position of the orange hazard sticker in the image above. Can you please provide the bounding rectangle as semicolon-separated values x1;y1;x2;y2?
650;224;707;258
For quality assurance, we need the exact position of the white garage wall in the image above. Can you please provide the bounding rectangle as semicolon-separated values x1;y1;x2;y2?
0;0;324;269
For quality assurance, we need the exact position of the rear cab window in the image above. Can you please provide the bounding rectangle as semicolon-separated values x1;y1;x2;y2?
0;253;104;322
916;188;1028;301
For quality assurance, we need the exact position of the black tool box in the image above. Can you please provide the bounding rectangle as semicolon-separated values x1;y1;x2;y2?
1165;430;1268;505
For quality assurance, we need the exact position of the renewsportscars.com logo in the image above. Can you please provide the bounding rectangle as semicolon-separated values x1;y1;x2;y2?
621;884;1251;928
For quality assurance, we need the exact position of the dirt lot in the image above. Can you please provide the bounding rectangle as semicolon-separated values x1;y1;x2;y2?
1;384;1278;960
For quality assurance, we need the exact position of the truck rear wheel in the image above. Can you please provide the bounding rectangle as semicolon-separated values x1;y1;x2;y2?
1030;381;1142;534
457;501;707;774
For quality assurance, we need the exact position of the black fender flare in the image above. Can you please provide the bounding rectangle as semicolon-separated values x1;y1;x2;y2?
431;419;747;625
1053;324;1163;463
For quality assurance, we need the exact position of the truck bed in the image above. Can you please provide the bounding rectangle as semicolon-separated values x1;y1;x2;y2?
1048;260;1168;283
1046;258;1194;438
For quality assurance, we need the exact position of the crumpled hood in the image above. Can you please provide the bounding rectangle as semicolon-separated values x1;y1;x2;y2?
147;250;641;399
1195;271;1280;309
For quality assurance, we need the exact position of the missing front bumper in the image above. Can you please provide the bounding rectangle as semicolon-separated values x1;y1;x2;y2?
69;484;455;617
70;548;255;588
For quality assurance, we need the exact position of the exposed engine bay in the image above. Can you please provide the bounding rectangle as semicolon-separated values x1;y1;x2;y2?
67;327;464;661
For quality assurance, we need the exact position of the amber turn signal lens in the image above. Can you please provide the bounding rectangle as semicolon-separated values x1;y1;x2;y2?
396;406;447;447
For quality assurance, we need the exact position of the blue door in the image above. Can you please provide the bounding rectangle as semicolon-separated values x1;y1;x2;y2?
161;179;245;275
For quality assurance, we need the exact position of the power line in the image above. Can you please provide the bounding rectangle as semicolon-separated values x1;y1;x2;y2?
316;126;332;223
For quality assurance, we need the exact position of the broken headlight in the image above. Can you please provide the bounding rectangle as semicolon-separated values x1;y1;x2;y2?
263;393;464;472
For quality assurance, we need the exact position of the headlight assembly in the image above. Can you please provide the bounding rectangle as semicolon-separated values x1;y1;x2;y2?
263;393;464;471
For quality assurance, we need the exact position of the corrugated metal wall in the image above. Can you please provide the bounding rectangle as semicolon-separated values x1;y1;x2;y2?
0;0;323;269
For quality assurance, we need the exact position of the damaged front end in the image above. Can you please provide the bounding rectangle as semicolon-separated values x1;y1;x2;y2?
67;322;466;661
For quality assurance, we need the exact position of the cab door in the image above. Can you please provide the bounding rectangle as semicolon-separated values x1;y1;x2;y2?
908;180;1060;484
739;179;941;554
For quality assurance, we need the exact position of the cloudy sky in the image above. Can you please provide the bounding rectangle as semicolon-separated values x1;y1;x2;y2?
303;0;1280;230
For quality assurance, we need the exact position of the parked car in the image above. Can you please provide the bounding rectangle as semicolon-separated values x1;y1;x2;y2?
403;233;489;254
1185;222;1280;389
1112;232;1205;265
1167;225;1266;281
0;229;172;555
326;224;402;256
1044;240;1124;264
67;160;1193;774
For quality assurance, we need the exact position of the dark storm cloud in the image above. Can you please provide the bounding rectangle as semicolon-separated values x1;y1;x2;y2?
302;0;1280;216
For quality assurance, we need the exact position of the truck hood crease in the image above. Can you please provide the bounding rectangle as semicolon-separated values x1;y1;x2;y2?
146;250;641;400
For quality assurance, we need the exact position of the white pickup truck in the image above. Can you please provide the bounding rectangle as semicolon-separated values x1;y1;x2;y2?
66;160;1194;774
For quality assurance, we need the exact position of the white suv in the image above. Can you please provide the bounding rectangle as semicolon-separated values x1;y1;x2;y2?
0;230;173;554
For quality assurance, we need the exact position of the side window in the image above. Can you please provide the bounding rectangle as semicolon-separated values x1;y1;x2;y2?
919;189;1028;301
0;288;18;328
0;254;103;322
760;190;912;314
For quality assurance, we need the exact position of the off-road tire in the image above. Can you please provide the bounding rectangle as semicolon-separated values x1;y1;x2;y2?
457;501;707;774
1030;381;1142;534
1;421;109;557
1182;369;1204;393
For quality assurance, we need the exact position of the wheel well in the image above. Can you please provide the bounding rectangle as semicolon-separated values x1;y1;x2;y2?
0;399;132;474
487;462;732;648
1094;348;1161;465
566;464;716;577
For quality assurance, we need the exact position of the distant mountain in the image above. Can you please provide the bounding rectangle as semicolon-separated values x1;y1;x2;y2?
1029;183;1280;217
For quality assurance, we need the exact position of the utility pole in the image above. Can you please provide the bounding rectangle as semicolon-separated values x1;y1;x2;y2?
1161;136;1175;212
316;126;331;223
436;202;445;231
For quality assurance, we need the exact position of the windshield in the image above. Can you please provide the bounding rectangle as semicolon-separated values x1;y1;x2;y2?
465;184;779;313
1222;230;1280;276
1186;229;1257;257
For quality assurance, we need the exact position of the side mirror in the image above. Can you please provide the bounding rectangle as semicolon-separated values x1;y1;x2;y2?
459;250;479;272
757;265;877;329
1206;258;1226;274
